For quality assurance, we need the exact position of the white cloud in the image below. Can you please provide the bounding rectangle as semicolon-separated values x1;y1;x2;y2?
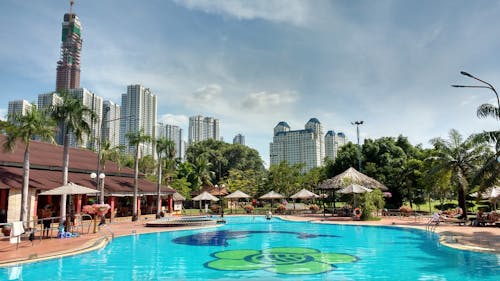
241;90;298;111
158;114;189;127
174;0;311;26
192;84;223;102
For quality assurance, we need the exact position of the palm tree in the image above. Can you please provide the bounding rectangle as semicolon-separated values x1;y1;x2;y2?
126;129;152;221
50;91;96;220
192;156;215;190
2;106;55;223
429;129;488;219
155;138;176;218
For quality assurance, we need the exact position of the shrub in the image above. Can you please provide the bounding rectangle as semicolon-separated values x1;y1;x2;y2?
244;205;254;213
359;189;385;220
276;204;286;214
210;204;221;213
399;205;412;213
309;204;320;213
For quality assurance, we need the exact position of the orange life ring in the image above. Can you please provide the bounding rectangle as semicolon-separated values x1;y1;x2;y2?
353;208;362;218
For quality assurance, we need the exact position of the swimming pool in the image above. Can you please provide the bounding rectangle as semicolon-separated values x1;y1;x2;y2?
2;216;499;280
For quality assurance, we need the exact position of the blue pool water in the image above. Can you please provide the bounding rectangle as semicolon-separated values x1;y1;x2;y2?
1;216;499;280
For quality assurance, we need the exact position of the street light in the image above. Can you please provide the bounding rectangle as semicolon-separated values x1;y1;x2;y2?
351;121;364;171
451;71;500;119
90;172;106;224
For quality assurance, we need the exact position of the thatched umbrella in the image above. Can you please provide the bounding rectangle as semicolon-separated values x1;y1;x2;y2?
317;167;386;214
225;190;252;213
192;191;219;210
337;183;373;208
318;167;387;191
290;188;319;199
259;191;285;209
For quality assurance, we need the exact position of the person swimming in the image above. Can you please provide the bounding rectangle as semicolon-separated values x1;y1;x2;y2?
266;211;272;220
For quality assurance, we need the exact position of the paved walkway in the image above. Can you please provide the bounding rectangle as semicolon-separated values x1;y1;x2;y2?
1;215;498;267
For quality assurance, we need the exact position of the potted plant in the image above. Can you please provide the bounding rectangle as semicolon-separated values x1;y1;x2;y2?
309;204;320;213
244;205;254;214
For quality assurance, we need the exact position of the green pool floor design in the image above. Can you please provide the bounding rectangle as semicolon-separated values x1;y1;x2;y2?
205;247;357;275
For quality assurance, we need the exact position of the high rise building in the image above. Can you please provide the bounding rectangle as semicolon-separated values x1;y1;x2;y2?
102;100;121;148
188;115;220;144
56;3;82;92
270;118;325;171
38;92;63;110
233;134;245;145
37;92;64;143
325;130;347;161
7;100;32;120
120;84;157;157
69;88;103;149
157;123;184;160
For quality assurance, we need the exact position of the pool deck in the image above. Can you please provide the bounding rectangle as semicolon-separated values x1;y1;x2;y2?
1;214;499;267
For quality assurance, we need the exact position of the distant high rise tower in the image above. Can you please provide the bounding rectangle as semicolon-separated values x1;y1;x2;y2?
233;134;245;145
7;100;32;120
120;84;157;157
37;92;64;143
56;1;82;92
157;123;184;160
69;88;103;149
324;130;347;161
270;118;325;171
102;100;121;148
188;115;220;144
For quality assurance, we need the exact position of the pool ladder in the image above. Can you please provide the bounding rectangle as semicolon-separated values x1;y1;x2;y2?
99;224;115;241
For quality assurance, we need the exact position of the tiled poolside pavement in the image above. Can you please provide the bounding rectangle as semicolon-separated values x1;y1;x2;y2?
1;215;498;267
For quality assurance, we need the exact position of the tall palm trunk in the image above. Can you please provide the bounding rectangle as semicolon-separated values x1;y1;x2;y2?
21;145;30;223
61;131;70;221
156;157;163;218
457;185;467;219
132;144;139;221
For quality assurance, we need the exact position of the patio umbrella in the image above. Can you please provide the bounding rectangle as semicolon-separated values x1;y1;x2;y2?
39;182;99;195
192;191;219;210
290;188;319;199
473;186;500;210
337;183;372;208
225;190;251;213
337;184;373;194
259;191;285;209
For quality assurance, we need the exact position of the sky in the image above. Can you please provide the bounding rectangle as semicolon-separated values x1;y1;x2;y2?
0;0;499;165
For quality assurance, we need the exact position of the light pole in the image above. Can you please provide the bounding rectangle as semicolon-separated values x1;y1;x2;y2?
351;121;364;171
452;71;500;119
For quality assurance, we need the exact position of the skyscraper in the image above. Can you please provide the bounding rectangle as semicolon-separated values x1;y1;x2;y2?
233;134;245;145
37;92;64;143
325;130;347;161
120;84;157;156
102;100;121;148
270;118;325;171
157;123;184;160
69;88;103;149
188;115;220;144
56;2;82;92
7;100;32;120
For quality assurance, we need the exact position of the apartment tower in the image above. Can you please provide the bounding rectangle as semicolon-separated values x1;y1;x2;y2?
120;84;157;157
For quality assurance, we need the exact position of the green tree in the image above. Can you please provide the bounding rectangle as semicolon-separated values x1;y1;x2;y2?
192;156;215;190
2;106;55;223
126;129;152;221
265;161;304;197
155;138;176;217
429;129;488;218
50;92;96;219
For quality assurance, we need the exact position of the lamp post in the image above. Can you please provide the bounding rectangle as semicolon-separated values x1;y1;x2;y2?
351;121;364;171
451;71;500;119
